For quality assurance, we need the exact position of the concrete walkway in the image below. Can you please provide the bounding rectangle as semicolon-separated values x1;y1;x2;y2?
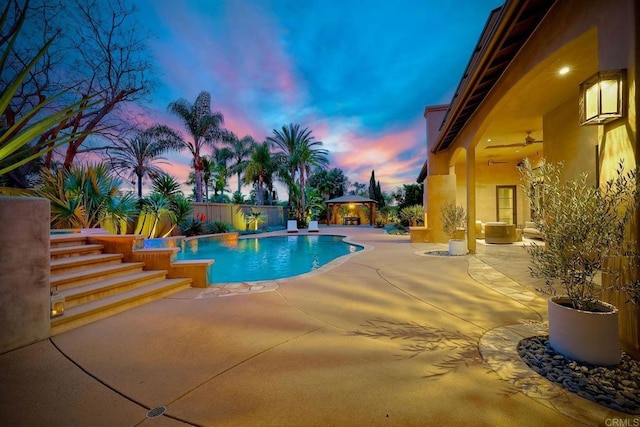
0;227;632;426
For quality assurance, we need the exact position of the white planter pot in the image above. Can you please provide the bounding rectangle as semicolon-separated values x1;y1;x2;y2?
548;296;620;366
448;239;467;256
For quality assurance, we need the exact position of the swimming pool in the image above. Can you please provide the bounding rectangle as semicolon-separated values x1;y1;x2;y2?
176;234;362;283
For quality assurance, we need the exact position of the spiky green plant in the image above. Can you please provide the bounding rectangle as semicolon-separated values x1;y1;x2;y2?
35;163;133;229
102;192;138;234
0;3;97;176
179;216;206;237
135;193;174;238
400;204;426;227
206;220;232;234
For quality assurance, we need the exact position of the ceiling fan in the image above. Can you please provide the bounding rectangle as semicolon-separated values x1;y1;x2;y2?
486;131;543;149
487;158;508;166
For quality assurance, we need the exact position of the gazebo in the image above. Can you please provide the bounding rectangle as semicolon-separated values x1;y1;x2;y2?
325;195;378;226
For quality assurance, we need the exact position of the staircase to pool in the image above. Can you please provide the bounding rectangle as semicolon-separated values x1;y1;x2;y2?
50;234;191;335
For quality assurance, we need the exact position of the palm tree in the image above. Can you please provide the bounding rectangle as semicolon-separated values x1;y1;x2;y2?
267;123;306;185
244;142;274;206
225;132;256;194
167;91;226;202
201;155;213;202
109;125;182;198
211;146;232;202
296;137;329;207
268;123;328;214
350;182;367;196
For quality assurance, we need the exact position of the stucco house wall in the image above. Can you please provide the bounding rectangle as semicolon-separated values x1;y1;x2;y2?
0;197;51;354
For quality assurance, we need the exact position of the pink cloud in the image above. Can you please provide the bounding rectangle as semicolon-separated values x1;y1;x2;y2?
329;120;425;192
150;1;301;116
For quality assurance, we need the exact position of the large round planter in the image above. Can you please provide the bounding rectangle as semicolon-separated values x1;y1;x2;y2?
448;239;467;256
548;296;620;366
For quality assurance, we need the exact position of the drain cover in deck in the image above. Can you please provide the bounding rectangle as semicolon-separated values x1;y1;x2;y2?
146;406;166;418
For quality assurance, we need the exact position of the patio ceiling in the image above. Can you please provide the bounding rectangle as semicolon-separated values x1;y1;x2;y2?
431;0;599;167
473;29;598;163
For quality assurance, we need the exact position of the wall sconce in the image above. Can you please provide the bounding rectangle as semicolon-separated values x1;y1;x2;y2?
579;69;626;125
50;291;65;318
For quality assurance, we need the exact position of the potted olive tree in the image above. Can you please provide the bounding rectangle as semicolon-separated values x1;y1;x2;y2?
520;158;640;365
440;202;467;256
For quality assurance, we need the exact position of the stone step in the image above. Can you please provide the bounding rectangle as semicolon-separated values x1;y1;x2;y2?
50;244;104;260
50;253;124;275
51;262;146;290
51;278;191;335
50;234;88;248
60;270;170;309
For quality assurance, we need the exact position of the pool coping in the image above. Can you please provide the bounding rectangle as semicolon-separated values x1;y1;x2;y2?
196;231;373;297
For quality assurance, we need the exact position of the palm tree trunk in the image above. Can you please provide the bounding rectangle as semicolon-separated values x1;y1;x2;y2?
257;176;264;205
194;155;203;202
299;165;306;213
137;173;143;199
237;172;242;194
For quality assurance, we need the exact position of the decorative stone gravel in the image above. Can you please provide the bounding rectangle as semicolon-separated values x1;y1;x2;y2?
518;336;640;415
424;250;458;257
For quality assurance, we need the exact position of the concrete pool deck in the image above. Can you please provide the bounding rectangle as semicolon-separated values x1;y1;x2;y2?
0;227;635;425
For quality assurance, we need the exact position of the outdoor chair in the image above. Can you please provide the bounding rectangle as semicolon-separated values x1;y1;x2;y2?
287;220;299;233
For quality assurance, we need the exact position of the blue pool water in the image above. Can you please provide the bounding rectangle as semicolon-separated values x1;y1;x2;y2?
176;235;362;283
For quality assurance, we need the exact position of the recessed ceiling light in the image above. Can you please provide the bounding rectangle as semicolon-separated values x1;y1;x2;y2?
559;66;570;75
487;138;492;142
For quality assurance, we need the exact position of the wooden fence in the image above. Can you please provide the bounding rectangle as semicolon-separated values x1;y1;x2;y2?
191;203;287;231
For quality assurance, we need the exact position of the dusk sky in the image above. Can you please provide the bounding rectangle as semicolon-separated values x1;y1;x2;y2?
128;0;503;195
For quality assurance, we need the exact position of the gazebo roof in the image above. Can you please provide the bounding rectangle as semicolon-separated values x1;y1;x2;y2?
325;195;378;204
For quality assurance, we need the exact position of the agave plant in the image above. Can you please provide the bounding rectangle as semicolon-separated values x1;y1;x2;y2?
179;216;206;237
206;220;232;234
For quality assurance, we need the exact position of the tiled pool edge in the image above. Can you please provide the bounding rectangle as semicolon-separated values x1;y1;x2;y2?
195;233;372;297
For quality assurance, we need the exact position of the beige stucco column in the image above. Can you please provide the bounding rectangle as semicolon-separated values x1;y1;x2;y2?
426;174;457;243
466;147;476;253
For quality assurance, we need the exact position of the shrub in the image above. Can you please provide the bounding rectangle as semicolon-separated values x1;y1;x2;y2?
179;216;205;237
399;204;425;227
440;202;466;239
206;220;232;234
520;158;640;311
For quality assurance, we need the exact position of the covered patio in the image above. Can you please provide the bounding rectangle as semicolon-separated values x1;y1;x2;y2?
325;195;377;226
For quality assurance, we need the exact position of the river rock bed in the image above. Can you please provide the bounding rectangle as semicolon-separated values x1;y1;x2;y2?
424;250;464;257
518;336;640;414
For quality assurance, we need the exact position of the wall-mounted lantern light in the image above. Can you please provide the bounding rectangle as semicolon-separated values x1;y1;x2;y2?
579;69;626;126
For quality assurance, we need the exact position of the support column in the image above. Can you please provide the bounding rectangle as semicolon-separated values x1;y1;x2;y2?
467;147;477;253
426;174;456;243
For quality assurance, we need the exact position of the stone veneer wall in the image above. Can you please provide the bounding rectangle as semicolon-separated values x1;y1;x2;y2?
0;197;51;354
